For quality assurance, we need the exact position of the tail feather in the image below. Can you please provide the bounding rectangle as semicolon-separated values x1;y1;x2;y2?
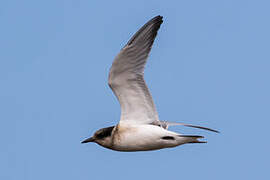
178;135;207;144
178;135;204;138
187;141;207;144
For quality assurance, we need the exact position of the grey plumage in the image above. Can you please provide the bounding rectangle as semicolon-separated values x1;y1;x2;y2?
82;16;218;152
108;16;163;124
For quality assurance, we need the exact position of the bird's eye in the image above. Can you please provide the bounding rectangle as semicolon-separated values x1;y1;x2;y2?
96;133;105;139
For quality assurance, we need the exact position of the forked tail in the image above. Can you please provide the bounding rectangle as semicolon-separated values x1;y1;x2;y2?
178;135;207;144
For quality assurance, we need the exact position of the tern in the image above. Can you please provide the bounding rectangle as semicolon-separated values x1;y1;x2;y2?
82;15;219;151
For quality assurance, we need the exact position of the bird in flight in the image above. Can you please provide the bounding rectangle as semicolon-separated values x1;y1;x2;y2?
82;15;219;151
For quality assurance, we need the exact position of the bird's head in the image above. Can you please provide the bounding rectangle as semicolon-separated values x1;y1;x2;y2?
81;126;115;148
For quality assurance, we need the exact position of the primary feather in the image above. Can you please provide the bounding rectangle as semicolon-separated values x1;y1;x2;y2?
108;16;163;125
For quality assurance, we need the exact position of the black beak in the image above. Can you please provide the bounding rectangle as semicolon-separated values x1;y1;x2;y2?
81;137;95;143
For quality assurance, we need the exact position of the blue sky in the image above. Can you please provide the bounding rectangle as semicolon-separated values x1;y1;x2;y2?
1;0;270;179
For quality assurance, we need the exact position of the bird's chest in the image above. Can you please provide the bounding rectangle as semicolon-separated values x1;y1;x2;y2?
111;124;163;151
112;125;138;145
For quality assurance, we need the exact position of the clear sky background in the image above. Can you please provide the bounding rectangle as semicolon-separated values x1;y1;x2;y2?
1;0;269;180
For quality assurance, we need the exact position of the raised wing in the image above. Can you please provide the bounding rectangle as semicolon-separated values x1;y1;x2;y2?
108;16;163;124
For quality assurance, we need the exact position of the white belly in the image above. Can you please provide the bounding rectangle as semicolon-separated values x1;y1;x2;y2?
111;124;183;151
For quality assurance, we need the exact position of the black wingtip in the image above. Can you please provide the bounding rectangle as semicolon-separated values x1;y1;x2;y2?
152;15;163;24
153;15;163;20
126;15;163;46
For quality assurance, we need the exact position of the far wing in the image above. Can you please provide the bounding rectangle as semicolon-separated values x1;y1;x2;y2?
108;16;163;124
158;121;220;133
